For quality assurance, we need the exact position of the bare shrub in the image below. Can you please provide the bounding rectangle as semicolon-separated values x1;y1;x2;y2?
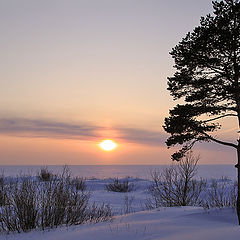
40;178;111;227
71;177;86;191
65;190;90;225
201;179;237;209
0;168;112;233
123;195;135;214
0;204;20;233
0;180;21;233
37;167;53;181
105;178;134;193
0;178;39;233
147;151;206;209
38;168;91;229
12;179;39;231
0;172;7;206
0;172;4;186
39;177;71;229
87;203;113;223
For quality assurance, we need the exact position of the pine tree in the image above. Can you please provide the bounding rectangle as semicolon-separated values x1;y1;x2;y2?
163;0;240;224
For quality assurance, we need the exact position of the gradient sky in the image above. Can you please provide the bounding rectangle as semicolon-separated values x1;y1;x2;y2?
0;0;238;165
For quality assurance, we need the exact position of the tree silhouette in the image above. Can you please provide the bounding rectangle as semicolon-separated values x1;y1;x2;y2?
163;0;240;224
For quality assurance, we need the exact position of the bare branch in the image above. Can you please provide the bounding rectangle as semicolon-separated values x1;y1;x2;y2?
203;114;238;123
203;133;238;149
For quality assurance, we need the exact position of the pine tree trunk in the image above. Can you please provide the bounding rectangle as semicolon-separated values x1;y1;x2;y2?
237;95;240;225
236;147;240;225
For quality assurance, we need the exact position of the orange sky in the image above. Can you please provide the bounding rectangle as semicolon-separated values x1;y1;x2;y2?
0;0;238;165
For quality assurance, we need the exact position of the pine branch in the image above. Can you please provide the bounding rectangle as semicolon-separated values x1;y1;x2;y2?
203;132;238;149
203;114;238;123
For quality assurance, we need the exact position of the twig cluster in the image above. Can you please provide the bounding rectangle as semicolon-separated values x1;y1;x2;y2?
0;168;112;233
146;152;237;210
105;178;135;193
201;178;237;209
147;152;205;208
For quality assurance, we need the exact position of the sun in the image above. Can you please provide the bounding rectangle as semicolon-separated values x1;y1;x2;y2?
99;139;117;151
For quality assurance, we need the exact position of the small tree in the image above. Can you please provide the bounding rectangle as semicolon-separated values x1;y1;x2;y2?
147;152;205;208
163;0;240;224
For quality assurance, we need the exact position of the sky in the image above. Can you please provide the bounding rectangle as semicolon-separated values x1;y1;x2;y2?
0;0;238;165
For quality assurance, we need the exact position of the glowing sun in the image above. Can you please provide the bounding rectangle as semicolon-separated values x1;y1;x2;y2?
99;139;117;151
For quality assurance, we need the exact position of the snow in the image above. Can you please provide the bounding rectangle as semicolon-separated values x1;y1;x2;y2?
87;178;150;214
3;207;239;240
1;177;239;240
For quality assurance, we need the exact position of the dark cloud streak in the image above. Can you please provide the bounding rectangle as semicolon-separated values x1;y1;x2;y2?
116;127;166;146
0;118;167;146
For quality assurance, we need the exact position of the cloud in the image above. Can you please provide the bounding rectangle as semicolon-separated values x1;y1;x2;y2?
0;118;102;140
0;118;167;146
116;127;167;146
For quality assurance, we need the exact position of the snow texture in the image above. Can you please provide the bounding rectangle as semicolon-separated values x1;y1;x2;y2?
3;207;239;240
1;177;239;240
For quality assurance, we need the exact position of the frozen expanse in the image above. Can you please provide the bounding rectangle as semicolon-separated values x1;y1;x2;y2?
3;207;239;240
0;165;238;240
0;164;237;180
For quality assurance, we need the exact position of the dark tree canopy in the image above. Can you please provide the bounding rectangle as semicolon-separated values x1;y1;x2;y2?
164;0;240;161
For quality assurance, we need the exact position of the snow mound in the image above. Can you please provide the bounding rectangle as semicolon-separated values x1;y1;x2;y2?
4;207;239;240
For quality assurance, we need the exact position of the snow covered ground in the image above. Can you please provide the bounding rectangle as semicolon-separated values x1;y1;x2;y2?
87;178;150;214
1;176;239;240
3;207;239;240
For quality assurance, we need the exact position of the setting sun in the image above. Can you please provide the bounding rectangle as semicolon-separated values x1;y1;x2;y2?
99;139;117;151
